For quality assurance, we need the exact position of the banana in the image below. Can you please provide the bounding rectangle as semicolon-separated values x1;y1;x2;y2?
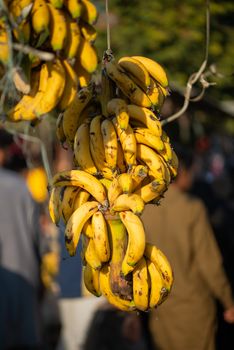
167;149;179;179
147;78;164;109
52;170;108;207
117;141;126;173
133;257;149;311
79;19;97;43
118;56;151;92
73;189;90;210
132;56;168;88
111;193;145;216
64;0;82;18
136;143;166;180
65;201;99;256
130;165;148;190
99;265;135;312
146;258;166;308
59;60;78;111
119;211;146;276
101;119;118;172
89;115;113;179
134;127;164;153
107;177;123;207
92;211;110;263
113;118;137;169
117;173;134;194
48;187;62;225
48;0;63;9
0;18;9;64
64;16;81;59
99;178;112;192
76;37;98;73
127;104;162;136
105;60;152;108
74;59;91;88
134;179;167;203
31;0;50;34
47;3;67;51
82;218;93;238
80;0;98;24
81;234;102;270
74;123;98;175
160;141;173;163
107;98;129;130
60;186;79;223
83;264;101;297
100;67;115;118
62;87;93;147
56;113;66;145
144;243;173;292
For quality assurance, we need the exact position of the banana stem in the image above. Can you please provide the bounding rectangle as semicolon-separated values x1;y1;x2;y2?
105;214;133;300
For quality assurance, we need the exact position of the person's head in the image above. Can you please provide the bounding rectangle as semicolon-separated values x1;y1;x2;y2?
0;128;14;167
173;144;195;192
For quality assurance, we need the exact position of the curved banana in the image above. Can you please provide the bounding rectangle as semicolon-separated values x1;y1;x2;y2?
127;104;162;136
83;264;101;297
120;211;145;276
92;211;110;263
31;0;49;34
137;143;165;180
79;19;97;43
0;18;9;64
74;123;98;175
144;243;173;292
113;118;137;169
99;265;135;312
131;164;148;190
134;127;164;153
134;179;167;203
107;177;122;207
111;193;145;216
48;187;62;225
80;0;98;24
133;257;149;311
65;201;99;256
146;258;166;308
73;189;90;210
52;170;108;207
59;60;78;111
118;56;151;92
62;87;93;147
132;56;168;88
82;234;102;270
60;186;79;223
105;60;152;108
64;0;82;18
47;3;67;51
117;173;134;194
76;37;98;73
64;16;81;59
107;98;129;130
101;119;118;171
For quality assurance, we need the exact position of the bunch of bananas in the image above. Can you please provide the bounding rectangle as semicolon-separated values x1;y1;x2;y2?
49;52;178;312
0;0;98;121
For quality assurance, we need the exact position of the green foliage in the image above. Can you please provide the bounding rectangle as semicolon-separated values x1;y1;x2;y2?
95;0;234;100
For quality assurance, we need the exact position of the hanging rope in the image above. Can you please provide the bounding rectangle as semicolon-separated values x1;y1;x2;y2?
105;0;111;53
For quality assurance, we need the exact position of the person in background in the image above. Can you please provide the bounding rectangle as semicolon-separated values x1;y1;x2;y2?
0;128;43;349
141;145;234;350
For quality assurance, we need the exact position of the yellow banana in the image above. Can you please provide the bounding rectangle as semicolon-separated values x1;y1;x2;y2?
64;0;82;18
31;0;50;34
76;37;98;73
130;165;148;190
119;211;145;276
111;193;145;216
48;187;62;225
79;19;97;43
127;104;162;136
105;60;152;108
167;149;179;179
0;18;10;64
146;258;166;308
74;123;98;175
107;98;129;130
62;87;93;147
52;170;108;207
47;0;63;9
83;264;102;297
64;16;81;59
118;56;151;92
132;56;168;88
47;4;67;51
147;78;164;109
80;0;98;24
134;179;167;203
107;177;123;207
144;243;173;292
117;173;134;194
136;143;165;180
99;265;135;312
60;186;79;223
134;127;164;153
65;201;99;256
133;257;149;311
74;59;91;88
59;60;78;111
73;189;90;210
113;118;137;169
159;140;173;163
101;119;118;171
81;234;102;270
82;218;93;238
92;211;110;263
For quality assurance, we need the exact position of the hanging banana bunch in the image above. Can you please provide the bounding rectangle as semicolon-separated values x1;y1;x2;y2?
49;49;178;312
0;0;98;122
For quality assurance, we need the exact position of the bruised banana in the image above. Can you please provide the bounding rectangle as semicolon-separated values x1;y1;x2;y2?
107;98;129;130
146;258;167;308
111;193;145;216
107;177;123;207
92;211;110;263
59;186;79;223
101;119;118;172
127;104;162;136
65;201;99;256
131;164;148;190
134;179;167;203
